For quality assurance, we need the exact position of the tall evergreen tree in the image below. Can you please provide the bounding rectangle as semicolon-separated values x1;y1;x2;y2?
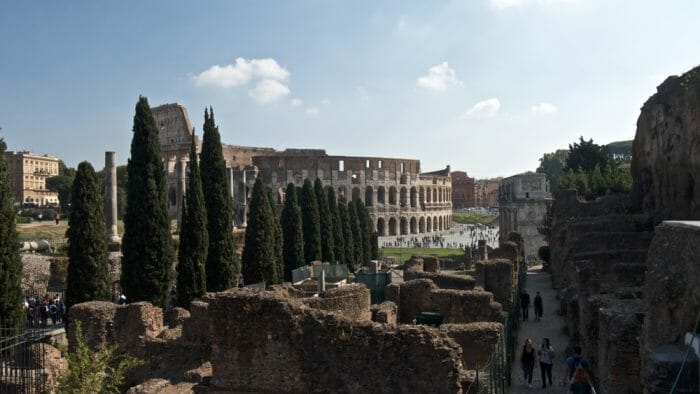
370;232;379;260
200;108;238;291
327;188;345;265
0;138;22;325
314;178;335;262
354;199;372;266
177;135;208;308
241;177;279;285
66;162;110;306
121;96;174;308
347;201;363;266
266;186;283;283
280;183;304;281
299;178;321;263
337;200;354;266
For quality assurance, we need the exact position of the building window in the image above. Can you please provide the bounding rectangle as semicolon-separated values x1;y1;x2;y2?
378;160;383;169
339;160;345;171
366;159;370;168
400;163;405;173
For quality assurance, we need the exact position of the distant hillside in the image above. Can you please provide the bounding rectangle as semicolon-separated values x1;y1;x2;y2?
606;140;633;162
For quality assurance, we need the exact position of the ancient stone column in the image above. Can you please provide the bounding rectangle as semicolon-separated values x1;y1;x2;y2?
104;152;120;243
318;269;326;293
176;157;187;230
478;239;488;261
464;246;473;270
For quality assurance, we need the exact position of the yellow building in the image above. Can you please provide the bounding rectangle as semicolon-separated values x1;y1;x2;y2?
4;151;60;206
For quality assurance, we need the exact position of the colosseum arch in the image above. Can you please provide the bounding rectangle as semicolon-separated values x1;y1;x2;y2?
419;217;426;233
432;188;437;203
352;187;361;202
377;217;386;236
433;216;438;231
338;186;347;202
410;187;417;208
388;217;397;236
377;186;386;204
419;187;425;206
400;187;408;207
410;217;417;234
389;186;397;205
426;217;432;232
365;186;374;206
168;186;177;207
438;216;443;231
400;217;409;235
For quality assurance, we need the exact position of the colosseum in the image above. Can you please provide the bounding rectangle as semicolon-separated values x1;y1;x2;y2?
152;103;453;235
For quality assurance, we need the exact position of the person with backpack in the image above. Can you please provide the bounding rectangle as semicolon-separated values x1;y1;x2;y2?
521;338;537;388
569;367;593;394
563;346;591;387
538;338;555;388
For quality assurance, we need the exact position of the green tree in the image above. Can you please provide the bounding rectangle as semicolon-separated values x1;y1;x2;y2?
588;164;606;199
66;162;110;306
314;178;335;262
200;108;238;291
536;149;568;190
0;138;22;325
266;186;283;282
280;183;304;281
370;232;379;260
565;136;611;173
299;178;321;263
58;160;77;178
241;177;279;285
354;199;372;266
177;136;208;308
327;188;345;264
121;96;174;308
46;175;74;213
337;199;354;267
347;200;363;266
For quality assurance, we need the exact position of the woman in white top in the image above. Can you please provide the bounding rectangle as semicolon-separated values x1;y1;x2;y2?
537;338;555;388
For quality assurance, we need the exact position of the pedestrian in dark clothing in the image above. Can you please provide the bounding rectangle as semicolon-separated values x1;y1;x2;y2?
521;289;531;321
521;338;536;388
534;291;543;321
569;367;593;394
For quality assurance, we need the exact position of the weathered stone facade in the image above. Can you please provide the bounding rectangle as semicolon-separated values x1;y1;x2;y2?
498;172;551;261
451;170;475;208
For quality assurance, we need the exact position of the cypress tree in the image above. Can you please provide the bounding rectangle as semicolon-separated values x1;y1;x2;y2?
355;199;372;266
299;178;321;263
177;135;208;308
0;138;22;325
266;186;283;283
280;183;304;281
327;188;345;265
314;178;335;262
337;200;354;266
370;232;379;260
121;96;174;308
347;201;363;266
66;161;110;306
200;108;238;291
241;177;278;285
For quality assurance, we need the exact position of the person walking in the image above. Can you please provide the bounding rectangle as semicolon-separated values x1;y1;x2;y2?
569;367;593;394
534;291;543;321
563;346;591;387
520;289;531;322
538;338;555;388
521;338;536;388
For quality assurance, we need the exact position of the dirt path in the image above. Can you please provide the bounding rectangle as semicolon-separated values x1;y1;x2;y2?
509;265;569;393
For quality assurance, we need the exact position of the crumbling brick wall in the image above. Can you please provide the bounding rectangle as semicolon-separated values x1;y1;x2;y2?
303;283;372;321
441;322;503;370
403;270;475;290
370;301;397;324
474;259;514;310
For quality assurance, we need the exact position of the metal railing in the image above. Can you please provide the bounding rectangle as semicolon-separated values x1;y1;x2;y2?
0;321;48;394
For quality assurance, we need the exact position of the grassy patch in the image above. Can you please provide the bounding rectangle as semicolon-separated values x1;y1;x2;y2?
452;211;499;225
380;247;465;264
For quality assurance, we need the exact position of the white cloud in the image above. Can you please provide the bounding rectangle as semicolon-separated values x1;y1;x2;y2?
531;102;558;115
193;57;289;88
460;98;501;119
290;98;303;107
305;107;320;116
416;62;462;91
248;79;290;104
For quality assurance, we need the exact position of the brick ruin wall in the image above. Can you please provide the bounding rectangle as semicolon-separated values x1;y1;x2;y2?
301;283;372;321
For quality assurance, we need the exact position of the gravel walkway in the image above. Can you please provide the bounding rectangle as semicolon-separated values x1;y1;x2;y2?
509;265;570;393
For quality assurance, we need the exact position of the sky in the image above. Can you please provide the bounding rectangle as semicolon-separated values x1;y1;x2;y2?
1;1;699;178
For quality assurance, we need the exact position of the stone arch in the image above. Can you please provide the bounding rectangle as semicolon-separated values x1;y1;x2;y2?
377;217;386;236
377;186;386;204
400;187;408;207
433;216;438;231
419;187;425;207
426;217;432;232
277;187;286;204
410;187;417;208
338;186;347;202
438;216;443;231
432;188;437;203
389;186;397;205
419;217;426;233
410;217;417;234
168;186;177;207
365;186;374;206
400;217;409;235
352;187;361;202
388;217;397;236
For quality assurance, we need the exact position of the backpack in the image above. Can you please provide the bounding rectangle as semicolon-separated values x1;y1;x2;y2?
567;355;582;378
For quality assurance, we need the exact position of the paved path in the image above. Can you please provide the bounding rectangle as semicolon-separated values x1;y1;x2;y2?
509;265;569;393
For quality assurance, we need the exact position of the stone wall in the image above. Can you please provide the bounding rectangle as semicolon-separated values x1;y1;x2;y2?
302;283;372;321
474;259;514;310
398;279;503;324
370;301;397;324
403;270;475;291
441;322;504;370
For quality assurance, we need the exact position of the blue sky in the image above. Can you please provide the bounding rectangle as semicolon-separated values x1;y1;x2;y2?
1;0;699;178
